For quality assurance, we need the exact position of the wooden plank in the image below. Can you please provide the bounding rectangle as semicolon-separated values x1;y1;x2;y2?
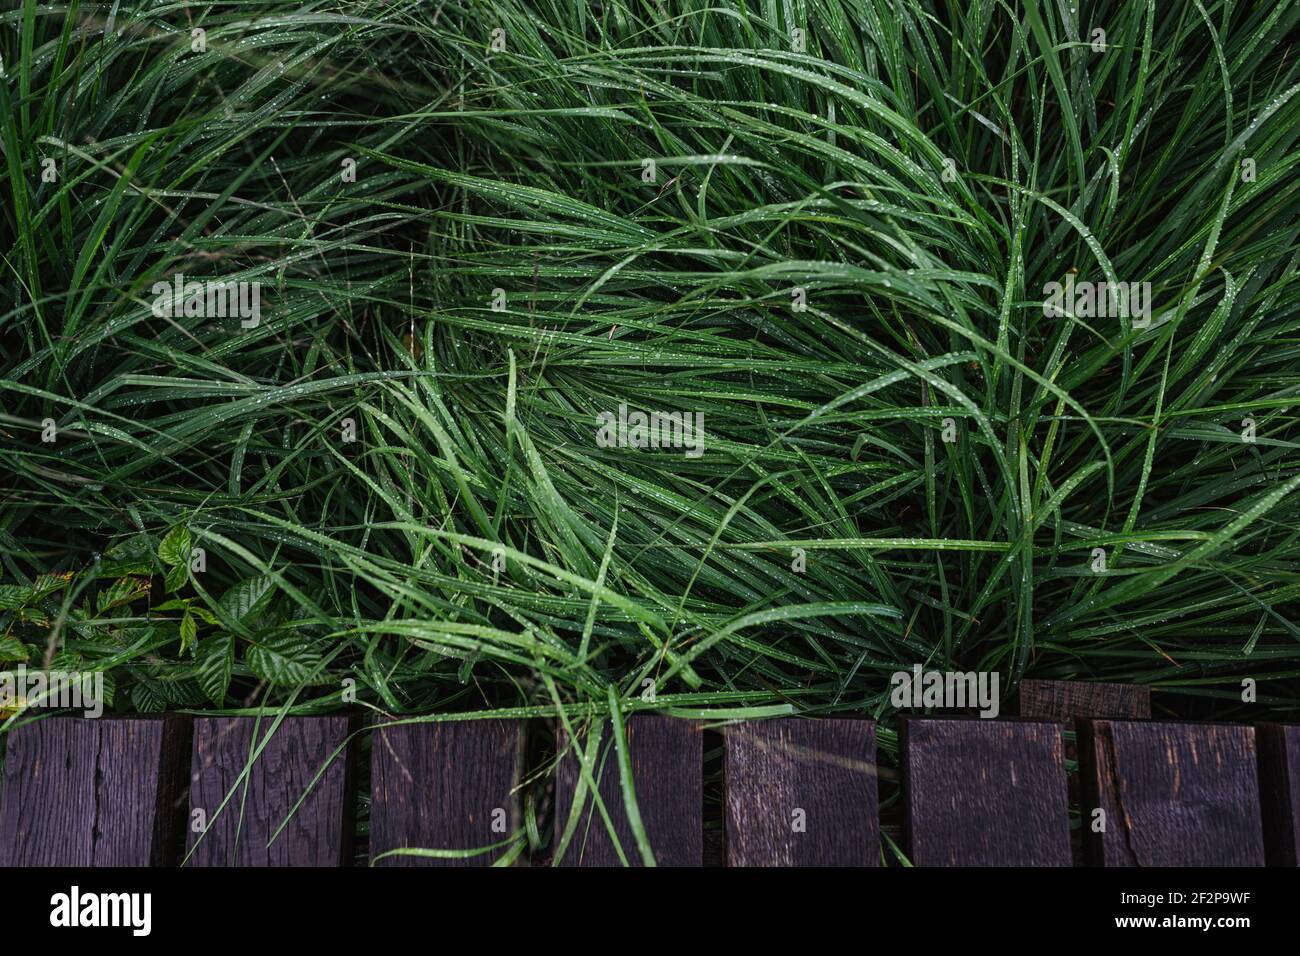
1018;679;1151;722
369;718;523;867
1079;719;1265;866
1019;679;1153;867
1253;723;1299;866
724;718;877;866
902;718;1071;866
185;716;357;866
555;715;701;866
0;716;190;866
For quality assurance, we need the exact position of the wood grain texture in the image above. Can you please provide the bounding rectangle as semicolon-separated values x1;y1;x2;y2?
902;718;1071;866
1079;719;1265;867
1018;679;1151;721
370;718;523;867
185;716;357;866
555;715;701;866
0;716;190;866
1018;679;1152;867
1253;723;1299;866
724;718;877;866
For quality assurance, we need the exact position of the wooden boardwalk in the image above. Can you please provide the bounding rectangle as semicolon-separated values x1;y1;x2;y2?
0;681;1295;866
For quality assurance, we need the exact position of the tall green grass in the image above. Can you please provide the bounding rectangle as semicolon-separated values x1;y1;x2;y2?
2;0;1299;737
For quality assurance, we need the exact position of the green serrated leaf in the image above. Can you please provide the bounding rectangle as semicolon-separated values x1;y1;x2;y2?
159;526;192;568
180;612;197;654
191;606;220;627
246;633;322;687
217;575;277;624
30;573;73;599
196;633;235;705
99;535;155;577
96;577;150;613
0;635;31;662
164;561;188;594
131;680;167;713
0;585;32;610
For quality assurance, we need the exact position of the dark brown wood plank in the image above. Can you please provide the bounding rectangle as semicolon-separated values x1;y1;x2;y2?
0;716;190;866
1018;679;1151;722
555;714;701;866
1018;679;1153;867
902;718;1071;866
1253;723;1299;866
1079;719;1265;866
724;718;877;866
185;716;357;866
369;718;523;867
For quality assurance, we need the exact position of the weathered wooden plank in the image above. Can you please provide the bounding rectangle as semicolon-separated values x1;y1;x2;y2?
1018;679;1151;722
185;716;357;866
902;718;1071;866
555;715;701;866
1253;723;1299;866
724;718;877;866
370;718;523;867
1018;679;1154;866
1079;719;1265;866
0;716;190;866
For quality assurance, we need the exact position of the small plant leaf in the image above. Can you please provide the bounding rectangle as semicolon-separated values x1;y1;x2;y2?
164;561;188;594
196;633;235;705
217;575;277;625
180;612;197;654
0;635;30;663
159;526;192;568
246;633;322;687
96;577;150;613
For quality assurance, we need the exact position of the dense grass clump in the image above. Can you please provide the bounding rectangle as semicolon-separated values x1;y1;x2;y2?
3;0;1300;738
